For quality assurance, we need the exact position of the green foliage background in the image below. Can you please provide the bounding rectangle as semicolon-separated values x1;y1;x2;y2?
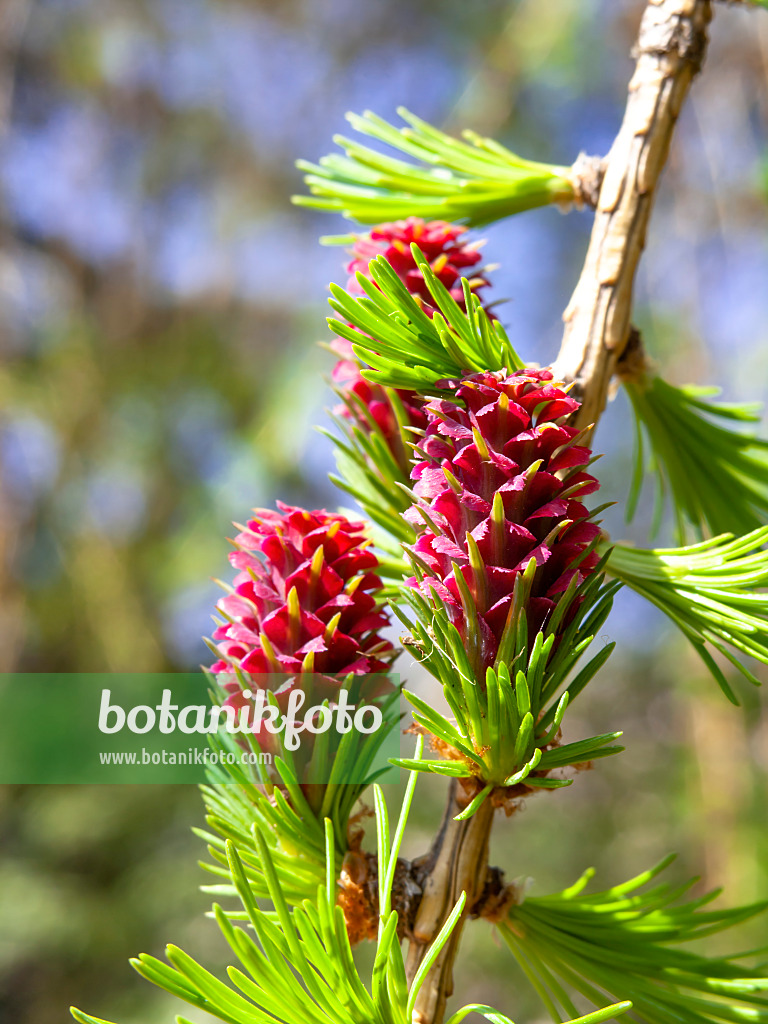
0;1;767;1023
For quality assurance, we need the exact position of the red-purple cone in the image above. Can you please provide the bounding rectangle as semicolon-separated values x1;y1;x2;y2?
406;369;601;676
212;503;393;678
210;504;394;769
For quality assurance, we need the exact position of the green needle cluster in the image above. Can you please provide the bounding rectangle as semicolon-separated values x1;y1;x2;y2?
500;856;768;1024
393;555;624;817
606;527;768;703
327;245;522;392
625;375;768;541
294;108;575;230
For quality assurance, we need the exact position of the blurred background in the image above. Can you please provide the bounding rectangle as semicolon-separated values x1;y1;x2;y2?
0;0;767;1022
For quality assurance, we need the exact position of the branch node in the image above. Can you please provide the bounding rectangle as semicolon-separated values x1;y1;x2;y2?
635;6;708;69
570;152;608;209
615;326;653;384
470;867;518;923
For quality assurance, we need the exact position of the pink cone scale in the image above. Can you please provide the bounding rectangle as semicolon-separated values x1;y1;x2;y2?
211;503;394;697
406;369;601;677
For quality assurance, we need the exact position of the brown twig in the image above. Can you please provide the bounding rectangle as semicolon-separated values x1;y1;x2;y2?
553;0;713;432
404;781;495;1024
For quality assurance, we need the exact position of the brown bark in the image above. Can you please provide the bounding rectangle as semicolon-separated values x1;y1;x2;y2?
404;782;495;1024
553;0;713;431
